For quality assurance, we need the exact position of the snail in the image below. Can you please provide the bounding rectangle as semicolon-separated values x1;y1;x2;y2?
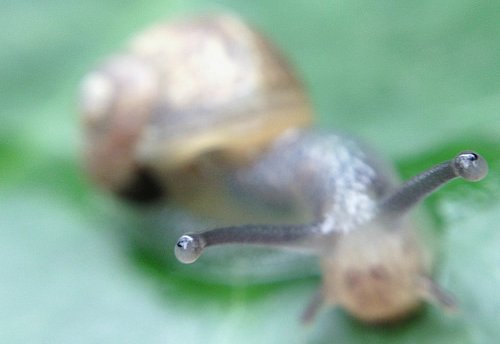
79;13;488;324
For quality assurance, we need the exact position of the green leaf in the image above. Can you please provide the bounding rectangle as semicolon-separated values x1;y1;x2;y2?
1;1;499;343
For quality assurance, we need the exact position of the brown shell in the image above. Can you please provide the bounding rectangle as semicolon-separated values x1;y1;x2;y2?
79;13;312;199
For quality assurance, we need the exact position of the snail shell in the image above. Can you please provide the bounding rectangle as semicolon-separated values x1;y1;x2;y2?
80;14;312;203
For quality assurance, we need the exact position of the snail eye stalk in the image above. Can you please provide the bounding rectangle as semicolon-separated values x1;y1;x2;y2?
175;223;322;264
379;151;487;216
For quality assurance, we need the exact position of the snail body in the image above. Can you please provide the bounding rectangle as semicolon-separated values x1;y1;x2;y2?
80;13;488;324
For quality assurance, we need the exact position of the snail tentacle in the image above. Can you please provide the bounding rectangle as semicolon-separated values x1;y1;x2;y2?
175;222;325;264
379;151;487;216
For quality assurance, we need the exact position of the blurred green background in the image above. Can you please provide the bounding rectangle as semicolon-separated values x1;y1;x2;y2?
1;0;499;343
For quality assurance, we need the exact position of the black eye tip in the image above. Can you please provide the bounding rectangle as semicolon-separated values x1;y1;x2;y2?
461;151;478;161
453;151;488;181
174;235;203;264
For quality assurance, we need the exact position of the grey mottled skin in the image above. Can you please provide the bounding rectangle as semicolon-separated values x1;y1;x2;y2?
229;129;398;231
